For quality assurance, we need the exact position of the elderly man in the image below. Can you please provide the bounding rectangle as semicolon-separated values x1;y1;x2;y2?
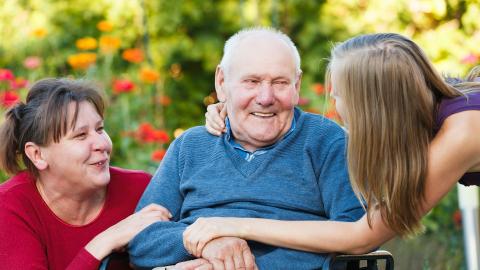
129;27;363;269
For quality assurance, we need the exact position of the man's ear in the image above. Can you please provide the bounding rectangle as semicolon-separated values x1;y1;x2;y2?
24;142;48;170
215;65;227;102
293;71;303;105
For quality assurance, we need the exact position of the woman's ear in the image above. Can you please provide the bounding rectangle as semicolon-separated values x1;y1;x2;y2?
24;142;48;170
215;65;227;102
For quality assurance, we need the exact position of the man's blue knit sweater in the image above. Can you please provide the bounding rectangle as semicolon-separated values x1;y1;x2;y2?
129;108;364;269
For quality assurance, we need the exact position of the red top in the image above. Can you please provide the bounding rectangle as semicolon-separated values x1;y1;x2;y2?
0;167;150;270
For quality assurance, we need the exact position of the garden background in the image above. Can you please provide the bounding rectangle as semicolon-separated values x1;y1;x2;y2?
1;0;479;269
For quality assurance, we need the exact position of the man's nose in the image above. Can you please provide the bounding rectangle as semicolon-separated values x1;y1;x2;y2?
255;82;274;106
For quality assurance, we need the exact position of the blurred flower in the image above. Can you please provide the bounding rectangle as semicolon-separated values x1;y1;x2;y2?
461;53;479;65
23;56;42;70
173;128;184;138
100;36;121;53
305;108;321;114
76;37;97;50
312;83;325;95
151;149;167;162
137;123;170;143
324;108;338;120
170;63;182;79
31;28;47;38
159;95;171;106
452;210;462;228
140;67;160;84
0;69;14;81
122;48;144;63
203;95;215;106
10;77;28;90
298;97;310;106
97;20;113;32
113;79;135;94
0;91;20;108
67;53;97;70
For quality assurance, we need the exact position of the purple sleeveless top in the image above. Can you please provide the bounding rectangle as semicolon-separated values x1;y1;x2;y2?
435;91;480;186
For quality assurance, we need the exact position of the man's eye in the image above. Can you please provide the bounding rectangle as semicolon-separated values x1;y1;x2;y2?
97;126;104;133
245;79;259;84
274;81;288;85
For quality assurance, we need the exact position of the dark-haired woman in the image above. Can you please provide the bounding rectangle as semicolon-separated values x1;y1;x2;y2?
0;78;170;269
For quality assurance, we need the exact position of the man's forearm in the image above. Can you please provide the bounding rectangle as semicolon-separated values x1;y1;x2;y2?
129;222;193;268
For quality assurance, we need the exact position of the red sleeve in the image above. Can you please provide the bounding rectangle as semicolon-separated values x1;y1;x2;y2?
0;195;48;269
65;248;100;270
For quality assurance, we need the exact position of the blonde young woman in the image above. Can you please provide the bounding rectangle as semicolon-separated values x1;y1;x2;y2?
182;33;480;257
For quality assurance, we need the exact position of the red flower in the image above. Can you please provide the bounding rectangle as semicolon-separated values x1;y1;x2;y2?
298;97;310;106
452;210;462;228
137;123;170;143
0;69;14;81
151;149;167;162
312;83;324;95
1;91;20;107
153;130;170;143
10;77;28;90
113;79;135;94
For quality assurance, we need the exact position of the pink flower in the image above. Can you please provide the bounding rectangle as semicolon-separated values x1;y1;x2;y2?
23;56;42;70
0;91;20;108
461;53;479;65
298;97;310;106
0;69;14;81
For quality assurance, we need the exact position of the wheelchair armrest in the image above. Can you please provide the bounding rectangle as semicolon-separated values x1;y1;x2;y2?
325;250;394;270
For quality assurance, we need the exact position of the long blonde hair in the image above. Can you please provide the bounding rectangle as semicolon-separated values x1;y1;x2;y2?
327;33;460;236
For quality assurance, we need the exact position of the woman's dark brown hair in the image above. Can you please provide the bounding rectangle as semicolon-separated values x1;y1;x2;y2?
0;78;105;177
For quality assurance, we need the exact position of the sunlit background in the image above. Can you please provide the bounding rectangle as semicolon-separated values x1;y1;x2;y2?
1;1;479;269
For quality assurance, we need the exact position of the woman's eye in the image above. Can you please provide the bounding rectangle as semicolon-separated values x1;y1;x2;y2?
97;126;104;132
75;133;87;139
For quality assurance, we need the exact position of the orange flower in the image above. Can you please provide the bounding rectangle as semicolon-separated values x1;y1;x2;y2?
159;95;171;106
151;149;167;162
76;37;97;50
97;20;113;32
113;79;135;94
122;48;144;63
99;36;121;53
324;108;338;120
203;95;215;106
1;91;20;108
312;83;324;95
31;28;47;38
305;108;321;114
140;67;160;84
67;53;97;70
